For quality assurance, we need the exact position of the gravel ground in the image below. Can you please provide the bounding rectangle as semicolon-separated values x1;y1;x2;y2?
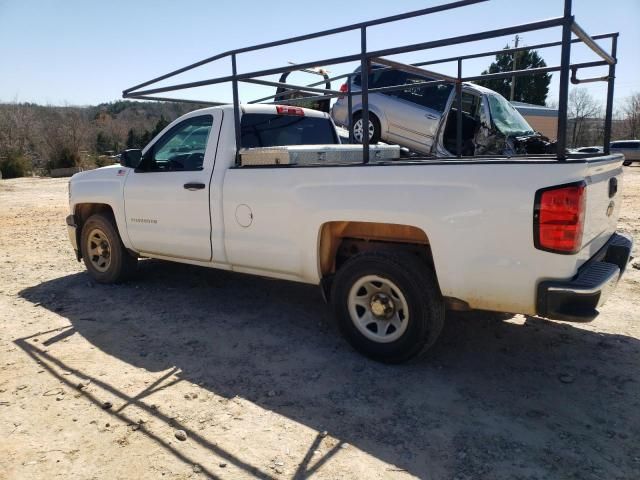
0;169;639;480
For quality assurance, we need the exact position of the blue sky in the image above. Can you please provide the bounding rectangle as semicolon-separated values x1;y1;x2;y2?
0;0;638;108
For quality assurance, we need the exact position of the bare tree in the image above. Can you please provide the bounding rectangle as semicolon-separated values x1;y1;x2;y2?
65;108;90;154
0;101;37;156
0;100;200;175
620;92;640;139
567;88;602;147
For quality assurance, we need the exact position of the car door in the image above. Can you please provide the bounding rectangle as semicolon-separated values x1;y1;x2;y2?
123;112;221;261
384;71;453;153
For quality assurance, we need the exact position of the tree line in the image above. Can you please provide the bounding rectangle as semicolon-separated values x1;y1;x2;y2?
1;44;639;178
565;89;640;149
0;100;201;178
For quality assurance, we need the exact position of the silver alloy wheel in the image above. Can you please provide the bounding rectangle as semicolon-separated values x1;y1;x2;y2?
352;118;375;143
87;228;112;273
347;274;409;343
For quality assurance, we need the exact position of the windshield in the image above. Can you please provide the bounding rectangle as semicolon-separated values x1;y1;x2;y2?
486;94;535;137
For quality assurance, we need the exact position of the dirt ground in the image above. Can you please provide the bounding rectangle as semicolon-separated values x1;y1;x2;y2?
0;168;639;480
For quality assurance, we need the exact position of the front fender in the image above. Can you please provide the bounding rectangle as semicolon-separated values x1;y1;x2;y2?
69;167;133;249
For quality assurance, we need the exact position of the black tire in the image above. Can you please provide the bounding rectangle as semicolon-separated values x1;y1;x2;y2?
331;251;445;363
623;160;632;166
351;112;381;144
80;213;137;283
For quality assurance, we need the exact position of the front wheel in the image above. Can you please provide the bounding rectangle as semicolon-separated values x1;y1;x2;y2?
80;213;137;283
623;159;632;166
331;251;445;363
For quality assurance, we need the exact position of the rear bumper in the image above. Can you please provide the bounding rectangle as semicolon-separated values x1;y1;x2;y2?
536;232;633;322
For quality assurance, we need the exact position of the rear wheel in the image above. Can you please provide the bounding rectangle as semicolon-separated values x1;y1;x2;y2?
80;213;137;283
331;251;444;363
623;159;632;166
351;112;381;144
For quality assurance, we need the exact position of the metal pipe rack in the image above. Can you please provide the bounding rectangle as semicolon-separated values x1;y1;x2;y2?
123;0;618;164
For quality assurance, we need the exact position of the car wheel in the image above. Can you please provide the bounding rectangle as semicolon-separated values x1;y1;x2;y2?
80;213;137;283
331;251;444;363
351;112;381;144
623;160;632;166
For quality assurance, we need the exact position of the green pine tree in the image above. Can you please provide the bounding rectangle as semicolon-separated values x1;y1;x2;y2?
126;129;141;149
95;131;111;154
152;116;169;137
475;45;551;106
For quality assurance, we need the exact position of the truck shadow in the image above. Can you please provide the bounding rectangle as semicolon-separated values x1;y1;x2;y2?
18;260;640;478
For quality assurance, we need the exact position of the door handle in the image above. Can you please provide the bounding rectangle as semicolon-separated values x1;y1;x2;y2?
425;113;437;120
184;182;205;191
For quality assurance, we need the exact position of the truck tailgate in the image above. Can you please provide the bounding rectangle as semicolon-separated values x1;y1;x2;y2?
580;155;624;259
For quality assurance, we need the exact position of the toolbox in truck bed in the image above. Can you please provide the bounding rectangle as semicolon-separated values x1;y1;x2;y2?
239;144;400;166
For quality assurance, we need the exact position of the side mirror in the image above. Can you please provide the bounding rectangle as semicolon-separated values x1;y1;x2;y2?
120;149;142;168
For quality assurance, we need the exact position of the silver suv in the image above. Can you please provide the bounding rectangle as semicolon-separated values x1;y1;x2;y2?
610;140;640;166
331;66;541;156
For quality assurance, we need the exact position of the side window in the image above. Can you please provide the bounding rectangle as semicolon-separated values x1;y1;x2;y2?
371;70;398;90
396;72;453;112
612;141;639;149
460;92;482;119
143;115;213;172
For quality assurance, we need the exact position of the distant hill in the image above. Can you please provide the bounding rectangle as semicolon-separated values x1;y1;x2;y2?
0;100;209;174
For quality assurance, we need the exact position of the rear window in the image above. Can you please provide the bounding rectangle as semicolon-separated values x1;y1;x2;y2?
241;113;338;148
353;67;398;89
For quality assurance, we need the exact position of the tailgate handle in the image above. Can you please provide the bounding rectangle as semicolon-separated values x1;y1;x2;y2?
609;177;618;198
184;182;205;191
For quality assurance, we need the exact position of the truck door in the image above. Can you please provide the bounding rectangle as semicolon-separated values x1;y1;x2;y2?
123;111;221;261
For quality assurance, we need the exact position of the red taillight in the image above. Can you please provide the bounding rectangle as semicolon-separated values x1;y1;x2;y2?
338;82;348;99
276;105;304;116
534;183;586;254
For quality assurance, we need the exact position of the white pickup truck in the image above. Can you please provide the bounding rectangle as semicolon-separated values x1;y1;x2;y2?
66;104;632;363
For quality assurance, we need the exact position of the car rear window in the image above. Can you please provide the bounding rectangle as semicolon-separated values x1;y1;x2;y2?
241;113;338;148
353;67;398;89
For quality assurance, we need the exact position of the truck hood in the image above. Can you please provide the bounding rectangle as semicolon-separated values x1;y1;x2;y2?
71;164;126;183
69;165;129;208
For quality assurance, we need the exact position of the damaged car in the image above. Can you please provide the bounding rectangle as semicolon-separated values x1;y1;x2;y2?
331;64;555;157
